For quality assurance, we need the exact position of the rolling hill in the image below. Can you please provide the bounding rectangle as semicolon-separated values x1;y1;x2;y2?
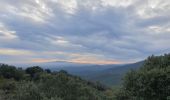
11;60;144;86
36;61;144;86
80;61;144;86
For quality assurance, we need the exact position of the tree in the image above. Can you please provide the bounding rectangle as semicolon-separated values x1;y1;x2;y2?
25;66;44;78
0;64;24;80
45;69;51;73
116;54;170;100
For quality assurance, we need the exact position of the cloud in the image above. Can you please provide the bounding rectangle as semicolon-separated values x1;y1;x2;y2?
0;48;35;56
0;22;18;40
0;0;170;64
0;0;54;23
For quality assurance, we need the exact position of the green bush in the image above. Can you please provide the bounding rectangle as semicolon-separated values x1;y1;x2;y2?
116;54;170;100
0;64;24;80
0;66;108;100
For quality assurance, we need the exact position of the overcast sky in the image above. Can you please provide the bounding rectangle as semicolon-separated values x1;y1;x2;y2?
0;0;170;64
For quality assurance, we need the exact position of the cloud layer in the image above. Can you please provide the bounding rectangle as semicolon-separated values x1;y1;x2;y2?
0;0;170;64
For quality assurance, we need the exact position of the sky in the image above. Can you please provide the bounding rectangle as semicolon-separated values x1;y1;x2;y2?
0;0;170;65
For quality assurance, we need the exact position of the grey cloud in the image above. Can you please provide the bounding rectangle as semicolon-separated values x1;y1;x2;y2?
0;0;170;63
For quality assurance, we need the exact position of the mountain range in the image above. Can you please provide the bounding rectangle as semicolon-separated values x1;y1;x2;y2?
80;61;144;86
17;60;144;86
5;60;144;86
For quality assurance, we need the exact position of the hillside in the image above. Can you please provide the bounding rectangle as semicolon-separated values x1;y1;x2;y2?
0;53;170;100
0;61;151;87
81;61;144;86
28;61;144;86
115;54;170;100
37;61;143;86
0;65;108;100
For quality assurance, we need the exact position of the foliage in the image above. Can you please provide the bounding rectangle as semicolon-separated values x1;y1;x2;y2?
0;53;169;100
116;54;170;100
0;64;24;80
25;66;44;78
0;65;108;100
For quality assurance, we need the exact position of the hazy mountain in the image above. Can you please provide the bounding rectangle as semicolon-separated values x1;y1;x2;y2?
40;61;119;75
39;60;144;86
9;60;144;86
80;61;144;86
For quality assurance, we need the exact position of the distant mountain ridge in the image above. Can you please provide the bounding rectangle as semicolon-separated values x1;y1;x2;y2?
40;60;144;86
81;61;144;86
3;60;144;86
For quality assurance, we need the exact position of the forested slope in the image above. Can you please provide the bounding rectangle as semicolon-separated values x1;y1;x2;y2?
0;65;108;100
0;53;169;100
115;54;170;100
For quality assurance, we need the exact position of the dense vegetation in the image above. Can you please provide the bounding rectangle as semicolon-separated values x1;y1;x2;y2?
0;53;169;100
115;54;170;100
0;65;108;100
